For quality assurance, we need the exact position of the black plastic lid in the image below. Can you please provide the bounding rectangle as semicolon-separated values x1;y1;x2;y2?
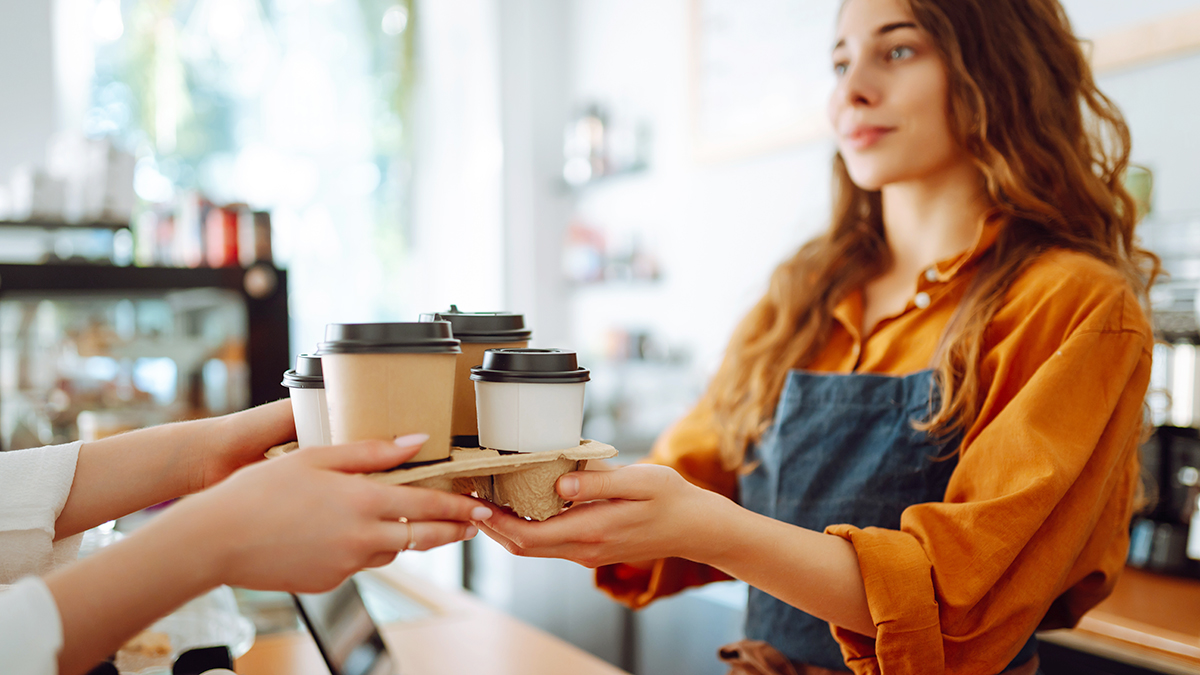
419;305;531;343
470;348;590;384
282;354;325;389
319;322;461;354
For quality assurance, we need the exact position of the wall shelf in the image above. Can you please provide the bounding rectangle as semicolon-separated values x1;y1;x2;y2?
0;219;130;231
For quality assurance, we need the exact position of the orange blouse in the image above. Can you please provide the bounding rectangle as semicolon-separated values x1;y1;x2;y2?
595;221;1154;675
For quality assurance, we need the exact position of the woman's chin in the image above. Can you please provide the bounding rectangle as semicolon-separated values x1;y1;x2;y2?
845;170;886;192
844;161;919;193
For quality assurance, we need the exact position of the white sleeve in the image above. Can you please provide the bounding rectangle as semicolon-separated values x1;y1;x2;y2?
0;442;84;584
0;576;64;675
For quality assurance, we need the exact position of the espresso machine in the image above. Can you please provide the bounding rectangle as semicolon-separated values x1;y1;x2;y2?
1129;278;1200;577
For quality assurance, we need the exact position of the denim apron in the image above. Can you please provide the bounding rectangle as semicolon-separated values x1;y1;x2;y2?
739;369;1038;672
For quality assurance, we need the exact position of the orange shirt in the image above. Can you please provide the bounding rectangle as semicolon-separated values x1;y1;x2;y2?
595;221;1153;675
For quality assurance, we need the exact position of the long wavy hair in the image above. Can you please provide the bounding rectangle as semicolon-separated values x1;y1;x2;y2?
703;0;1161;470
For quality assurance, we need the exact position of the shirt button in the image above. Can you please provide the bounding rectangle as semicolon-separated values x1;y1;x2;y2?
924;267;940;282
914;292;931;309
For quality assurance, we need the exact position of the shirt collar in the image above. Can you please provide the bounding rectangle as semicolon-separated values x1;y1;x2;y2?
832;287;864;343
927;214;1005;282
830;215;1004;335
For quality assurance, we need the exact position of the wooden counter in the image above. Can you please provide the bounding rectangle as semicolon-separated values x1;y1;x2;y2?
234;564;629;675
233;564;1199;674
1041;567;1200;674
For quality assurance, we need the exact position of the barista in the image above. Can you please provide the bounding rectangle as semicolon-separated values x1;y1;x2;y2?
476;0;1156;673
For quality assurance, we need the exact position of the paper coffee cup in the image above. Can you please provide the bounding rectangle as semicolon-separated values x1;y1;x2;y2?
282;354;331;448
420;305;531;446
471;348;589;453
319;322;460;465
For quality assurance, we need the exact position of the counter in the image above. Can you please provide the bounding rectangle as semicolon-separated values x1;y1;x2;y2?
233;564;629;675
233;564;1199;675
1041;567;1200;674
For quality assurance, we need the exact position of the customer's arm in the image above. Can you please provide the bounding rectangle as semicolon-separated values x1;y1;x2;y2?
53;400;294;540
46;436;491;675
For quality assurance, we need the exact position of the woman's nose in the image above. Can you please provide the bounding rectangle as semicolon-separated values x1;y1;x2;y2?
835;62;881;110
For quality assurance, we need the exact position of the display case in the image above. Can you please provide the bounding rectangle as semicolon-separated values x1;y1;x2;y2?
0;263;289;450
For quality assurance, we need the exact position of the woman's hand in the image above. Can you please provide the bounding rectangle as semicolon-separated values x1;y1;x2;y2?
478;463;878;639
48;434;492;675
476;464;727;568
198;399;297;491
172;434;492;593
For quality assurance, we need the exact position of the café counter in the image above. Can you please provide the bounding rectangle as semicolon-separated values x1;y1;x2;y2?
1040;567;1200;674
233;564;629;675
232;563;1200;675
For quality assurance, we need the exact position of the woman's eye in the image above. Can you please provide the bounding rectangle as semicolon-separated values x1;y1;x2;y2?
833;61;848;76
888;46;916;61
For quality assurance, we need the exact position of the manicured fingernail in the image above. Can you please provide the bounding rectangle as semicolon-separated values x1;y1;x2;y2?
394;433;429;448
471;506;493;521
464;525;478;539
559;476;579;498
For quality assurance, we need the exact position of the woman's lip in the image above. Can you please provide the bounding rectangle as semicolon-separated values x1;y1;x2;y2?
842;126;896;150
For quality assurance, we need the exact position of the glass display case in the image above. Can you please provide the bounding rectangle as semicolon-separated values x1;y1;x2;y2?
0;263;288;450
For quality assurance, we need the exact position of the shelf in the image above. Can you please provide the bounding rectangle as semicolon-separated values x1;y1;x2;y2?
0;219;130;232
567;278;662;290
1092;8;1200;74
562;163;650;192
0;264;277;293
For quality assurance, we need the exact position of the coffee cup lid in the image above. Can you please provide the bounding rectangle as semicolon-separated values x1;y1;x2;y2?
419;305;532;343
470;348;590;384
319;322;462;354
282;354;325;389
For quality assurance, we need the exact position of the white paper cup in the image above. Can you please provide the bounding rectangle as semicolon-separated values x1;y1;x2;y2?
289;387;331;448
470;349;589;453
475;381;585;453
282;354;331;448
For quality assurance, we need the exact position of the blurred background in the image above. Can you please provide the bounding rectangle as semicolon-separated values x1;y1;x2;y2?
3;1;1200;673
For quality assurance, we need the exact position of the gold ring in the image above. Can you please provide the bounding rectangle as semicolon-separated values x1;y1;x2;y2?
400;517;415;551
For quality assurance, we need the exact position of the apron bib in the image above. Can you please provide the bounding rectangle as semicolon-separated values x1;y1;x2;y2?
738;369;1037;672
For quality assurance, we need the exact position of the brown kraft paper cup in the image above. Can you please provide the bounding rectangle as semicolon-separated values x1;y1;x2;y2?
320;322;460;465
453;341;528;439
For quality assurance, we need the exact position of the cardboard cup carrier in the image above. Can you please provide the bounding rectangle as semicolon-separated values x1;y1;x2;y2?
282;354;331;448
270;339;613;520
471;349;589;453
319;322;460;465
420;306;531;447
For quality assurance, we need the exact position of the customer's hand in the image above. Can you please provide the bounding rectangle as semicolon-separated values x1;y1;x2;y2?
167;434;492;593
197;399;297;491
48;434;493;675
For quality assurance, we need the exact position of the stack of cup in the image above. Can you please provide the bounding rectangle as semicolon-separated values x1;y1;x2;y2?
419;306;531;447
319;322;461;465
282;354;331;448
471;348;590;453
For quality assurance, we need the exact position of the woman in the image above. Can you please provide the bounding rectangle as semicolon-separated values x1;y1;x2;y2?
0;400;491;675
477;0;1157;673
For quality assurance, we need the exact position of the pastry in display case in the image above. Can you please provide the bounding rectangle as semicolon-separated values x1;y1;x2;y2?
0;264;289;450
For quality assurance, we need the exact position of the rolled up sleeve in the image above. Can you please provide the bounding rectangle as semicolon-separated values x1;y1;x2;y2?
827;322;1150;674
0;576;65;675
0;442;84;585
